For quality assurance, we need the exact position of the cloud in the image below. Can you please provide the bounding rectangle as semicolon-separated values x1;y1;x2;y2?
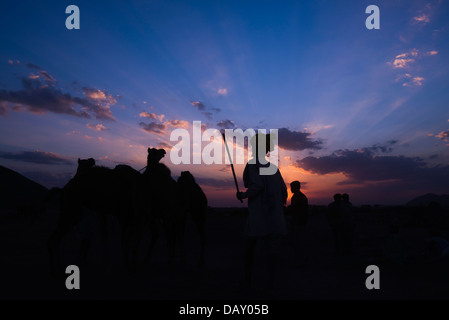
24;62;42;70
195;177;235;190
38;70;56;83
202;112;213;120
7;59;20;66
86;123;108;131
139;112;164;121
217;119;236;129
191;101;206;111
0;150;73;165
436;130;449;142
277;128;323;151
413;14;430;24
139;117;189;135
295;146;449;191
157;142;172;150
218;166;230;173
166;119;189;129
401;75;425;87
412;77;424;86
389;49;437;86
392;58;415;69
412;3;437;25
82;87;117;104
389;49;424;69
0;102;7;116
0;76;116;120
139;121;166;134
22;63;57;84
190;101;221;120
363;140;398;154
217;88;228;95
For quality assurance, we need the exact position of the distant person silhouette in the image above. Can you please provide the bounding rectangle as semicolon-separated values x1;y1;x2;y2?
327;193;343;253
425;229;449;262
236;133;288;290
287;181;308;261
341;193;355;254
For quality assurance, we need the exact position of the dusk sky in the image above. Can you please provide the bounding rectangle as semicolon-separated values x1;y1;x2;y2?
1;0;448;206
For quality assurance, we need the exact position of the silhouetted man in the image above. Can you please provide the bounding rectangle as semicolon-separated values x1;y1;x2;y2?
288;181;308;261
236;133;287;290
289;181;308;228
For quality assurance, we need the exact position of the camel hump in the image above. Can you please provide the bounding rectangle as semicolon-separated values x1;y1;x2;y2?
113;164;141;183
178;171;208;206
179;171;196;184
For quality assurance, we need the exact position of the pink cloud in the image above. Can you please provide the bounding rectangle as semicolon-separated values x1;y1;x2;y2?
157;142;172;150
191;101;205;110
392;58;415;69
0;102;8;116
413;14;430;24
412;77;424;86
217;88;228;95
139;111;164;121
436;130;449;142
83;88;117;105
86;123;108;131
166;119;189;129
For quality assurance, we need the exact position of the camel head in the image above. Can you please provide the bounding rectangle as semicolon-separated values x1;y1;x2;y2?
147;148;166;166
76;158;95;175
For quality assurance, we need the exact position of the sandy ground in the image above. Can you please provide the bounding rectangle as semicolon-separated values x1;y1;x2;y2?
1;207;448;300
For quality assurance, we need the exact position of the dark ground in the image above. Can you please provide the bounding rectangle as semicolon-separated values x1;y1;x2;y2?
1;205;448;300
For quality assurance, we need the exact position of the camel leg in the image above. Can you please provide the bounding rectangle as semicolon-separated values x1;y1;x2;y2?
191;209;206;266
80;237;91;267
47;226;67;277
120;217;138;274
163;216;176;265
100;214;109;265
175;211;186;266
47;208;82;277
196;217;206;266
144;218;159;265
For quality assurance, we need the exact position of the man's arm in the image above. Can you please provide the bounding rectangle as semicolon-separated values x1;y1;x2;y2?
237;164;264;200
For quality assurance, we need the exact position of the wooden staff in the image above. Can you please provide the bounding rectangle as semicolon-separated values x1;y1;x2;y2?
222;132;243;203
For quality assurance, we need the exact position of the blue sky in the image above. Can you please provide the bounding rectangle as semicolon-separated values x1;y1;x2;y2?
1;0;448;206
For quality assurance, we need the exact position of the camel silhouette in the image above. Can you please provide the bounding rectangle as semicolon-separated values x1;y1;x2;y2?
47;148;209;275
47;159;137;275
138;148;181;265
127;149;209;267
177;171;208;266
